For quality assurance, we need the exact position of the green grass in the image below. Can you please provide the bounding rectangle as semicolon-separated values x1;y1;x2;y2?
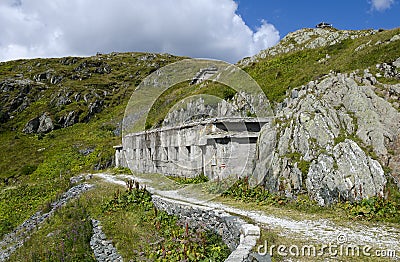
0;117;121;237
8;179;231;261
99;181;230;260
166;173;209;184
0;52;183;238
9;198;96;262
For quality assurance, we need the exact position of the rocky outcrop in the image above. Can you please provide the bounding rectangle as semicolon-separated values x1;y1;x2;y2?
0;79;44;122
34;70;64;85
82;99;104;122
22;117;40;134
163;91;270;127
254;68;400;205
239;28;381;66
307;139;386;206
23;112;54;134
376;57;400;79
74;61;112;78
58;110;82;128
37;112;54;133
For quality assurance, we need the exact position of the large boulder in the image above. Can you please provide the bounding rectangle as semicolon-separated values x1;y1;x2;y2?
82;99;103;122
22;117;40;134
23;112;54;134
37;112;54;133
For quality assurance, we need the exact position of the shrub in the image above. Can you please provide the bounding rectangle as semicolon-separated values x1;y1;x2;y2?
21;164;37;176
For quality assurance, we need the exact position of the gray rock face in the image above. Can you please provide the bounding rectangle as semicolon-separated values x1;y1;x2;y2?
163;91;271;127
376;61;400;79
22;116;40;134
307;139;386;206
254;70;400;205
34;70;64;84
250;122;277;187
81;99;104;122
23;112;54;134
37;112;54;133
52;94;71;107
0;78;44;121
58;110;81;128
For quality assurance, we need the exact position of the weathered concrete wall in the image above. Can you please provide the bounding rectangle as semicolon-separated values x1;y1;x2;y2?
119;118;270;180
114;145;126;168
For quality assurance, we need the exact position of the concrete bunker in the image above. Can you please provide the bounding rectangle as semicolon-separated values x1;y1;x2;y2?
116;117;270;181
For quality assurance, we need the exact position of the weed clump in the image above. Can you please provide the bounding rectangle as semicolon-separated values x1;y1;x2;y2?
102;179;230;261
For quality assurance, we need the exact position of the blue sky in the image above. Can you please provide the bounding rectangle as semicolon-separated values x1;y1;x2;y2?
0;0;398;63
238;0;400;37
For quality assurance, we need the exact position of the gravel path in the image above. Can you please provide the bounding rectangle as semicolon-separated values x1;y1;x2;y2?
94;173;400;256
210;203;400;251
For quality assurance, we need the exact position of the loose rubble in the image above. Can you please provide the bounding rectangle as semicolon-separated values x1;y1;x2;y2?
90;219;123;262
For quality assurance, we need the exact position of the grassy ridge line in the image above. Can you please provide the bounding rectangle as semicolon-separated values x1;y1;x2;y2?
244;27;400;103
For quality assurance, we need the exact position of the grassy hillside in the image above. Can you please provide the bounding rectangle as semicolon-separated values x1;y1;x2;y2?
0;52;183;237
243;28;400;103
0;26;400;256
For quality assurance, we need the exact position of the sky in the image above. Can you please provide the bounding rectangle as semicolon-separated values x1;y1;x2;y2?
0;0;399;63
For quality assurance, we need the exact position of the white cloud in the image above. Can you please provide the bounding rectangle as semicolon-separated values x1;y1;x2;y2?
0;0;280;63
370;0;395;11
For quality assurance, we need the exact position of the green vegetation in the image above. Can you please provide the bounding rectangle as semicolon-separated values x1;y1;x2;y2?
222;177;400;223
9;199;96;262
0;124;117;237
167;173;209;184
1;26;400;258
342;177;400;223
9;180;231;261
0;52;182;177
101;180;230;261
339;197;399;222
0;52;182;238
283;152;311;176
